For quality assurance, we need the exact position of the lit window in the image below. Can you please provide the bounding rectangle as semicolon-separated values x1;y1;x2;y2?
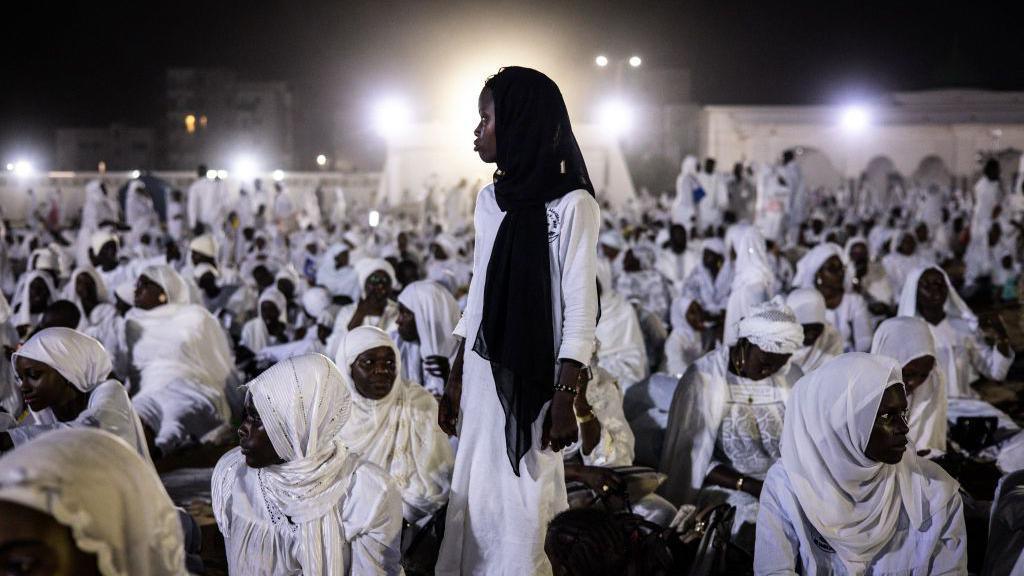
184;114;196;134
199;115;208;129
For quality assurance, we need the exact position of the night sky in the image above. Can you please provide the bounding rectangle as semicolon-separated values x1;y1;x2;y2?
4;0;1023;166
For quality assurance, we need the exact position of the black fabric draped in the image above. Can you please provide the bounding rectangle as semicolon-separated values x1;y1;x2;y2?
472;67;594;475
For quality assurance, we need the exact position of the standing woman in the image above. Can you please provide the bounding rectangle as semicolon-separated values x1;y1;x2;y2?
436;67;600;575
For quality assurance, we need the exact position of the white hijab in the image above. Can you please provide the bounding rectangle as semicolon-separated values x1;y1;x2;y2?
0;428;186;576
246;353;358;575
396;280;460;389
140;264;190;305
66;265;111;305
792;242;845;290
729;224;774;289
871;317;948;455
780;353;958;571
337;327;453;517
897;266;977;329
12;270;56;327
13;327;112;392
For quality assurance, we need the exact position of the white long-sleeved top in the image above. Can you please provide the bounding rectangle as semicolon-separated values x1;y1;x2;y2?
755;464;967;575
825;292;873;353
439;185;600;576
929;316;1014;398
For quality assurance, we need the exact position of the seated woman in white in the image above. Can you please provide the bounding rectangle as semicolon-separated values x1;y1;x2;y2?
786;288;843;374
898;266;1014;399
755;353;966;575
326;258;400;359
337;326;454;526
212;353;403;575
65;266;122;363
0;428;187;576
0;327;150;461
659;297;803;547
792;242;872;352
680;237;731;325
563;346;679;527
871;316;948;458
394;280;461;396
127;264;233;457
595;279;648;391
239;287;294;357
664;295;709;377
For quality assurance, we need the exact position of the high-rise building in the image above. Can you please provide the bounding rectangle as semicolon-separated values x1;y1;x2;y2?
164;68;294;170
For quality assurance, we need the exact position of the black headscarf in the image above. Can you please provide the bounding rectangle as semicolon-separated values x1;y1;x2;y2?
472;67;594;475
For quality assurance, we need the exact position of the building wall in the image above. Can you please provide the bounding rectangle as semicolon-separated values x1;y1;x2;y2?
164;68;294;171
700;91;1024;180
55;125;155;171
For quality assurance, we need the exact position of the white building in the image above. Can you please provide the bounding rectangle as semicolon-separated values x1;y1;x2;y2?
700;89;1024;188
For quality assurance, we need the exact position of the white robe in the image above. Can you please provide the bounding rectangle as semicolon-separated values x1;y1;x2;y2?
437;185;600;576
594;291;648;392
826;292;873;353
790;323;843;374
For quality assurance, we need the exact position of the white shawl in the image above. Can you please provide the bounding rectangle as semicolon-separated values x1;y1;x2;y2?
871;317;948;456
395;280;461;395
779;353;958;572
338;327;454;521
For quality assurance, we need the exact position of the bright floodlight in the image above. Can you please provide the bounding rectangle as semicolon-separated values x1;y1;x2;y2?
373;97;411;139
368;210;381;228
599;99;633;137
205;169;217;180
233;156;259;181
316;154;327;167
272;169;285;182
595;55;609;67
629;55;642;68
129;170;141;179
13;160;33;177
5;163;12;171
217;169;228;179
841;105;870;132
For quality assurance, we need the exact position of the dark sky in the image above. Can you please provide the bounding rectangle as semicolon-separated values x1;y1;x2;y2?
4;0;1023;167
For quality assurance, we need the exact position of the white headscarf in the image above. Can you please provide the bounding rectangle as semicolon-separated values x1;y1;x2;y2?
245;353;358;574
316;244;361;300
871;317;948;455
779;353;958;571
12;270;56;327
897;266;976;330
89;230;119;258
190;234;218;259
13;327;112;392
0;428;186;576
301;286;331;319
396;280;460;365
793;242;845;290
337;327;453;518
67;266;111;304
736;297;804;355
729;224;774;289
786;287;826;325
354;258;397;290
140;265;190;305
